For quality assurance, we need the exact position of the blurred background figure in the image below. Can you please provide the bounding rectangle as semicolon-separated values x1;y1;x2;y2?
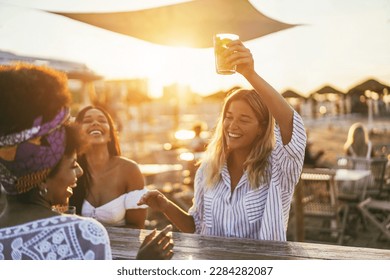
304;130;325;168
185;122;208;187
189;122;207;153
344;122;373;159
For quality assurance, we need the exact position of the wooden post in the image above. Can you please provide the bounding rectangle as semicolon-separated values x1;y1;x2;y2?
294;179;305;242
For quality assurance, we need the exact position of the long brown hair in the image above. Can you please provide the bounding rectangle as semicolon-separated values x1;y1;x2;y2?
70;106;121;214
202;89;275;189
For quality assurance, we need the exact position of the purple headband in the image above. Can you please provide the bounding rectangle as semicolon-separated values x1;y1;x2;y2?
0;107;69;195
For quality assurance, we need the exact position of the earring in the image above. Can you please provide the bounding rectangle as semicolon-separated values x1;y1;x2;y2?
39;186;48;197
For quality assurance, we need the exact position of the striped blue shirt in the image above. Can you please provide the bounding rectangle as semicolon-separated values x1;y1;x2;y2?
188;111;306;241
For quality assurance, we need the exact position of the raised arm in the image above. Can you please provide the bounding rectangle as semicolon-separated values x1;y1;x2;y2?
226;40;294;145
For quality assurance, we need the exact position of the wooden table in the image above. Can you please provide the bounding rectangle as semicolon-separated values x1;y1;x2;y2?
106;227;390;260
335;168;372;202
335;169;371;183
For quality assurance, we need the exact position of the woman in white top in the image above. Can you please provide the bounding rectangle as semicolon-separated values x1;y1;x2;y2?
138;40;306;241
70;106;148;228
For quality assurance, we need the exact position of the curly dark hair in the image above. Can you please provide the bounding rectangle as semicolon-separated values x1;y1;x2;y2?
0;63;71;135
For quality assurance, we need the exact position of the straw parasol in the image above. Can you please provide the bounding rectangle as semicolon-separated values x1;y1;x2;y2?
347;78;390;116
51;0;297;48
309;84;344;101
281;89;306;99
347;78;390;96
312;85;344;95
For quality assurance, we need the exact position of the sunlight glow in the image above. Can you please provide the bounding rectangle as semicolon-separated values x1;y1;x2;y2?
179;152;195;161
174;130;195;141
0;0;389;97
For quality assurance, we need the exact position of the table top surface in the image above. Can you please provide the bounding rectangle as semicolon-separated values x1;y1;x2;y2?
106;227;390;260
335;169;371;182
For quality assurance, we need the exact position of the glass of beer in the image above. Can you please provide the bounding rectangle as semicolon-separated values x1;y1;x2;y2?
213;33;239;75
52;205;76;215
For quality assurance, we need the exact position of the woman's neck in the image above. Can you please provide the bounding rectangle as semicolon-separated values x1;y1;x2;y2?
85;145;112;173
228;149;250;167
7;190;51;209
1;195;57;227
227;153;248;181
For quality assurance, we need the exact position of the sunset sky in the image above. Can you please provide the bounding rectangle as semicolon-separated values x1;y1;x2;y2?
0;0;389;97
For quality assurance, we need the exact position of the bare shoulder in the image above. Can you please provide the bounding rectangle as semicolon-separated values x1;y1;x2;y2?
115;156;141;172
114;156;144;191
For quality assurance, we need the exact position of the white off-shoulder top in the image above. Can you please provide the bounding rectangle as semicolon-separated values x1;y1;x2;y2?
81;188;148;226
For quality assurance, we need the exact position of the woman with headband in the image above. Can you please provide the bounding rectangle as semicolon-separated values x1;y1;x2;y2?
0;64;173;260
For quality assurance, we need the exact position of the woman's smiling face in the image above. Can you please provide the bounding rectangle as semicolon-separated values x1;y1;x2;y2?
223;99;262;153
45;152;83;205
80;108;111;145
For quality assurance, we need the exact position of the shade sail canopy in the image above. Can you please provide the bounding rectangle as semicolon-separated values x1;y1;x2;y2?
52;0;296;48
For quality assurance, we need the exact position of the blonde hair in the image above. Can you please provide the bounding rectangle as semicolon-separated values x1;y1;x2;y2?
201;89;275;189
343;122;369;157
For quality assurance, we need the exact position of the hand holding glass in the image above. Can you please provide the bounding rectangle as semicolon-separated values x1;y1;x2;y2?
214;33;239;75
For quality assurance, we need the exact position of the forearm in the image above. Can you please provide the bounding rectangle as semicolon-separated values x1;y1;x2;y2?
123;223;145;229
163;200;195;233
125;209;147;229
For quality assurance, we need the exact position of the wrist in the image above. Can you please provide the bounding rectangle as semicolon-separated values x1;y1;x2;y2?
243;70;258;82
162;199;171;213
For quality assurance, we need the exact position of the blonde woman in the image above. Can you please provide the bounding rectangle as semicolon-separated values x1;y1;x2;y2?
138;40;306;241
344;122;373;159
